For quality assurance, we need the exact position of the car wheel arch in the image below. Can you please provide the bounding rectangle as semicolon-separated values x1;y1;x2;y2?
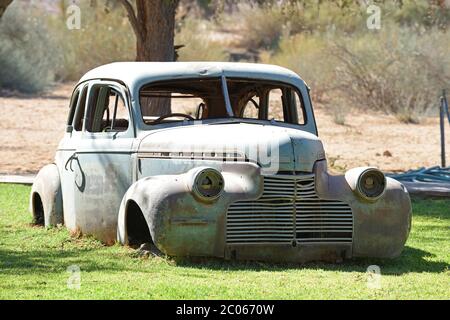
123;199;153;247
31;192;45;225
30;164;64;227
117;179;157;246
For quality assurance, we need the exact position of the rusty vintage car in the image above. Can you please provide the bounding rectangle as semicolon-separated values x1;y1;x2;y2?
30;62;411;263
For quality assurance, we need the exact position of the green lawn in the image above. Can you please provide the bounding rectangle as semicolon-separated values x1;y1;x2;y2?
0;184;448;300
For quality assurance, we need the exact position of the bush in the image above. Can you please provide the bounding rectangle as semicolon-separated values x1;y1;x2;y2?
175;18;229;61
261;21;450;123
260;33;337;103
0;1;135;91
219;1;365;51
226;2;286;50
48;1;135;81
392;0;450;30
332;26;450;122
0;4;62;93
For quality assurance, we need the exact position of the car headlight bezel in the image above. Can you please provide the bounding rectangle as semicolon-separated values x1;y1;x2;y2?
356;168;386;201
191;168;225;202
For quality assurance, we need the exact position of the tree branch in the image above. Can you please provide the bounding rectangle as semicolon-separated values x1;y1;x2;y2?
118;0;144;43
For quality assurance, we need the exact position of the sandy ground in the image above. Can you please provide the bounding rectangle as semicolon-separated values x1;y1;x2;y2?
0;83;449;174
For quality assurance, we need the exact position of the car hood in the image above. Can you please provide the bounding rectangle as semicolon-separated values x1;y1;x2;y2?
138;122;325;173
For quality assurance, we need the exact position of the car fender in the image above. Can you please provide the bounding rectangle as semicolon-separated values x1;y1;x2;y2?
30;164;64;227
314;160;411;258
117;163;263;256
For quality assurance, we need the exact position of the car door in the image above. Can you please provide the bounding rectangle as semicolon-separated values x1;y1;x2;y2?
70;80;136;243
56;83;88;232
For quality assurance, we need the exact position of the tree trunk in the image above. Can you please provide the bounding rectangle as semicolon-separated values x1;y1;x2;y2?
136;0;179;115
135;0;178;62
0;0;13;19
120;0;179;115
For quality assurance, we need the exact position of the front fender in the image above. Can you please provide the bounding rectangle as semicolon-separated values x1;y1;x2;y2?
315;160;411;258
117;162;263;257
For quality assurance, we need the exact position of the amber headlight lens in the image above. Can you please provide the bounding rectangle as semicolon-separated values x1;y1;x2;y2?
192;168;224;201
357;169;386;201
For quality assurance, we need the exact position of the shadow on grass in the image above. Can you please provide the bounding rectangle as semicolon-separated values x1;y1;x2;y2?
0;247;126;275
0;244;447;277
171;246;449;275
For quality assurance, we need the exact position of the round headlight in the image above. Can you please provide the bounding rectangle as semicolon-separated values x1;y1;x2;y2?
192;168;224;202
357;169;386;201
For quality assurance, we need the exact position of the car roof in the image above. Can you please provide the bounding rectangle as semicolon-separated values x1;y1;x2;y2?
78;62;305;90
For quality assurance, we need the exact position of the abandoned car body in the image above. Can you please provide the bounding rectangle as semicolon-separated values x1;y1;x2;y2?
30;62;411;263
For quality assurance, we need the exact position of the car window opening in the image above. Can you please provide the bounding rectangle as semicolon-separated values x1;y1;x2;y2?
86;85;130;133
139;77;306;126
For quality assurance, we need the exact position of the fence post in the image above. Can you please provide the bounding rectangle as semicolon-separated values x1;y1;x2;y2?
441;90;447;168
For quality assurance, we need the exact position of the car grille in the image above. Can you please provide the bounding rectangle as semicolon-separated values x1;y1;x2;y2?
226;174;353;245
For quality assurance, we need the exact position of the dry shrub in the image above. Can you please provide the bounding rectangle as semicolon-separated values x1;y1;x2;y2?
262;23;450;123
49;1;135;81
0;4;62;93
260;33;337;103
221;1;365;51
0;0;135;91
333;26;450;122
175;18;229;61
57;1;229;78
392;0;450;30
228;2;286;50
0;0;229;92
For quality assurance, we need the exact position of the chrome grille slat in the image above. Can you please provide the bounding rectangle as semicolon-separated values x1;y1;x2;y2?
296;220;352;223
263;191;295;196
228;230;294;234
226;174;353;244
296;228;352;231
228;218;294;221
228;210;293;213
297;207;351;210
227;225;292;228
296;238;351;241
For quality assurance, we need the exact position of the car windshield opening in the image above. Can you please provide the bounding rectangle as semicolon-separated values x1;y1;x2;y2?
139;77;306;125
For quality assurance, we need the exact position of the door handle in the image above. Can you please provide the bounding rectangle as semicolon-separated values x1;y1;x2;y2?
64;153;78;172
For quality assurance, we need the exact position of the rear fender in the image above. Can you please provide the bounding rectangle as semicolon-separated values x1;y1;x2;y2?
30;164;63;227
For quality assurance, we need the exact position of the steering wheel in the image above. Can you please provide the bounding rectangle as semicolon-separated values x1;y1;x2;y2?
152;113;195;124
